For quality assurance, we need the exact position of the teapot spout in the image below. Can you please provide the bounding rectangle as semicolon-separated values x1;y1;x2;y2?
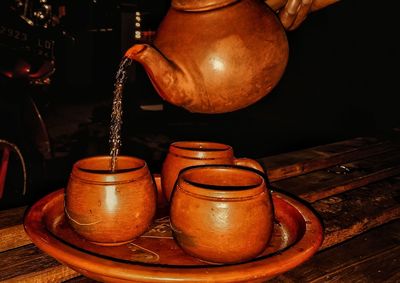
124;44;189;108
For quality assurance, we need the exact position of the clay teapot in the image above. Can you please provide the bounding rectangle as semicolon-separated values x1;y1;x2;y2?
125;0;288;114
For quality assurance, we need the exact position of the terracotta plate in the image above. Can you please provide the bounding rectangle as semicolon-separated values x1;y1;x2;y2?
24;188;323;282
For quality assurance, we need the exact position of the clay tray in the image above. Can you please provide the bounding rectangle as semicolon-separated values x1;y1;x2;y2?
24;188;323;282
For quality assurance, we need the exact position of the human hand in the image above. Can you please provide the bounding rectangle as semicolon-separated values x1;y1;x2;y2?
265;0;340;30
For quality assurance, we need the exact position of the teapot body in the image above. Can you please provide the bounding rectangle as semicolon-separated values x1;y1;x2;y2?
136;0;289;113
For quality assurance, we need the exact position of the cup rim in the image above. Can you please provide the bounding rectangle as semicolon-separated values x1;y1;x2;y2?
174;164;267;200
169;141;233;159
70;155;149;183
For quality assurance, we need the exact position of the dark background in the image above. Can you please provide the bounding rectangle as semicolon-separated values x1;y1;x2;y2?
0;0;399;207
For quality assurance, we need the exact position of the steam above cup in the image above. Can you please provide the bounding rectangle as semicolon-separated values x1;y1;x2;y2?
161;141;264;202
65;155;157;246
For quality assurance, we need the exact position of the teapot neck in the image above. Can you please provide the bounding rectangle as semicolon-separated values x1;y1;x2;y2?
172;0;239;11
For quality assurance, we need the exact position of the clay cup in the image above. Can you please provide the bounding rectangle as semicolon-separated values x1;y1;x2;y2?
170;165;274;264
161;141;264;202
65;156;157;246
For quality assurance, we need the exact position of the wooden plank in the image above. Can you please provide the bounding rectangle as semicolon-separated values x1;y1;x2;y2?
272;220;400;283
0;206;31;252
0;244;79;282
0;225;31;253
312;176;400;249
259;137;397;182
2;265;78;283
272;149;400;202
0;206;26;229
312;247;400;283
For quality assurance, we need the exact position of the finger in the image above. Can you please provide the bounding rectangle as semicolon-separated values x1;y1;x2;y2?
279;0;302;30
288;0;313;30
310;0;340;12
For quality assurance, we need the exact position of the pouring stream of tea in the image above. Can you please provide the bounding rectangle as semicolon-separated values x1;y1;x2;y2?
109;57;133;172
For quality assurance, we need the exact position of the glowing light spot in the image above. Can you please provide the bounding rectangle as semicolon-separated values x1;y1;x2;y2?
105;186;118;212
210;56;225;72
213;203;230;229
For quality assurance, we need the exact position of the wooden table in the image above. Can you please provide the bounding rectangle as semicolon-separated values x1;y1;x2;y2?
1;134;399;282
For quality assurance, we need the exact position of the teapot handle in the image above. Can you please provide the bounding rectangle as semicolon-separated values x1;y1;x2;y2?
234;158;265;173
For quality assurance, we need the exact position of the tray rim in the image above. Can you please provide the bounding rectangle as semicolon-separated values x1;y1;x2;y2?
24;188;323;282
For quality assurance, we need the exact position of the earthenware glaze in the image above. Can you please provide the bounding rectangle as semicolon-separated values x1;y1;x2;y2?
65;155;157;245
124;0;288;113
170;165;274;264
161;141;264;202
